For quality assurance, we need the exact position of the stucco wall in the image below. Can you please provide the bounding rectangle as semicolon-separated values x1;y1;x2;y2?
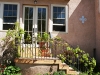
0;0;96;61
59;0;96;58
95;0;100;63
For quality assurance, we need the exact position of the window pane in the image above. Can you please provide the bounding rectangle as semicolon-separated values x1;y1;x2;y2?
13;5;17;10
24;20;28;31
38;20;41;32
61;13;65;18
53;19;65;24
58;7;61;12
29;8;33;19
3;24;15;30
53;25;65;32
53;7;57;12
4;10;8;16
9;4;12;10
29;20;33;31
8;11;12;16
42;20;46;32
38;8;41;19
3;4;17;24
12;17;17;22
61;7;65;12
4;4;8;10
38;8;47;32
42;8;46;19
53;6;65;27
3;17;17;23
13;11;17;16
53;12;57;18
25;7;29;19
57;13;61;18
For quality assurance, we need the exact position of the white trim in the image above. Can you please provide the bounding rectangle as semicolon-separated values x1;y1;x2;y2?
51;4;68;33
0;2;20;30
0;3;3;30
23;5;48;33
23;6;48;46
36;6;48;32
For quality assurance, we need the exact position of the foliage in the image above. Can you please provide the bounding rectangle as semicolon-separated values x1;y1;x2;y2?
57;54;66;63
79;72;100;75
14;22;24;39
43;71;66;75
53;71;66;75
2;65;21;75
92;72;100;75
79;72;88;75
37;32;50;42
43;73;49;75
0;64;6;74
0;22;24;67
1;22;24;52
55;36;96;73
25;33;32;43
65;46;96;73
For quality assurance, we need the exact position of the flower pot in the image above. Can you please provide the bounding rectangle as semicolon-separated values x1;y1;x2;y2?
41;49;50;57
39;42;45;48
41;49;48;52
41;52;50;57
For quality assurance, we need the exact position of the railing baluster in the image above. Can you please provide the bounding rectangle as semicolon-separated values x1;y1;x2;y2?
35;37;36;60
22;39;23;58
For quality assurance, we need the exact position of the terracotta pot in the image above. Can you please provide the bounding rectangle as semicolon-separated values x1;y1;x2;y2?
39;42;45;48
41;49;48;52
41;49;51;57
41;52;50;57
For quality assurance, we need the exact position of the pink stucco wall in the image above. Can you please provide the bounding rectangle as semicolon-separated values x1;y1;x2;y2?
0;0;97;61
95;0;100;63
59;0;96;58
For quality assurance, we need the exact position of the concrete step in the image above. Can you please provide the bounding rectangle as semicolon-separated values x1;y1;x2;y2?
67;70;79;75
15;58;78;75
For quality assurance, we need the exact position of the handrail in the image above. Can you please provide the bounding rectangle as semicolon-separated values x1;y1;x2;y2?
15;34;96;73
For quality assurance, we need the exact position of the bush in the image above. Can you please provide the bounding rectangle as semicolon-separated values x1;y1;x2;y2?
43;71;66;75
2;65;21;75
64;46;96;73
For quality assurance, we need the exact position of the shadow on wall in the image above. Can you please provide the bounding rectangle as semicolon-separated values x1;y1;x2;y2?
58;0;95;57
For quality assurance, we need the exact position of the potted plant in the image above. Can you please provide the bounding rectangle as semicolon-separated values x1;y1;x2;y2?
37;32;50;48
41;46;50;57
37;32;50;57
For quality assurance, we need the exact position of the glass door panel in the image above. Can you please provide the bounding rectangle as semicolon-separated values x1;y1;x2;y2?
24;7;33;44
37;7;46;34
24;6;47;44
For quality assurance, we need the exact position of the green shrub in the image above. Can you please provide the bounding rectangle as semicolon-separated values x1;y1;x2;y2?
43;71;66;75
3;65;21;75
64;46;96;73
79;72;88;75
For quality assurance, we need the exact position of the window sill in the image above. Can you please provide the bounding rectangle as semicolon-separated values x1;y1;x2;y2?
0;30;8;32
51;31;68;34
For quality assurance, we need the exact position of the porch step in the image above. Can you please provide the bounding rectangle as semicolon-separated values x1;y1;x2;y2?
15;58;78;75
59;63;78;75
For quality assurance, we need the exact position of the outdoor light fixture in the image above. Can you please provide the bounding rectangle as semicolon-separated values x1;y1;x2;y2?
34;0;37;4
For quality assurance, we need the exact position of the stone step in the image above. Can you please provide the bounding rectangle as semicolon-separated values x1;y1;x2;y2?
15;58;78;75
59;63;78;75
67;70;79;75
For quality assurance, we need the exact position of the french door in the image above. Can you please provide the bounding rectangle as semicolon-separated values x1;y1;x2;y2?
23;6;47;44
